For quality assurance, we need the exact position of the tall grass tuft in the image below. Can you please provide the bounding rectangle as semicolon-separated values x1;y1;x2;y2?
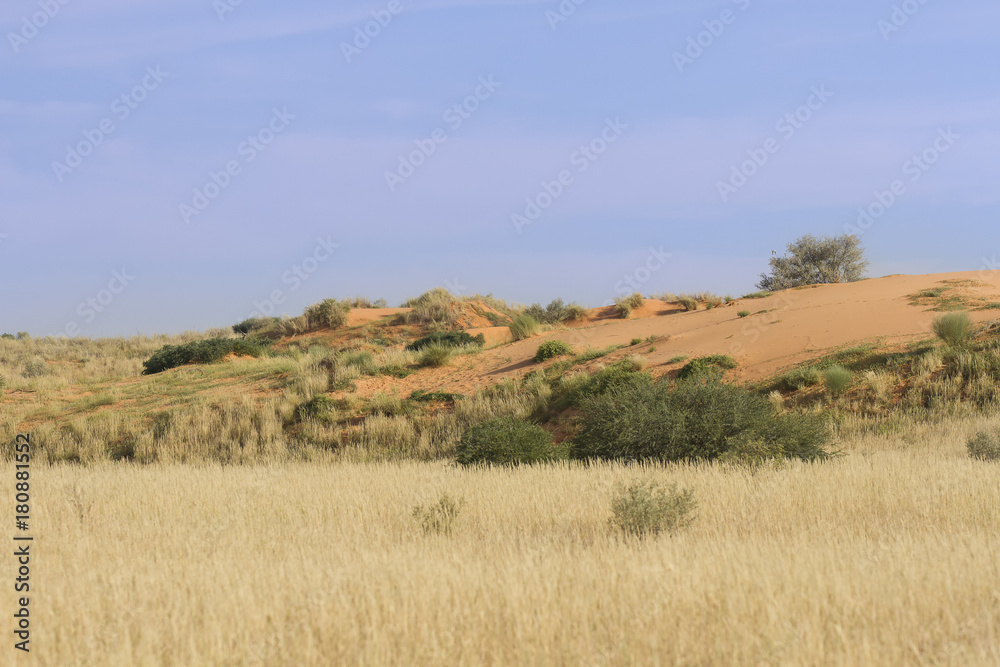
933;312;974;347
509;314;540;341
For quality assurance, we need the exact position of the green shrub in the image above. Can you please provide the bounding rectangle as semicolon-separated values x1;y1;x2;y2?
933;312;974;347
967;430;1000;461
509;314;540;341
704;295;723;309
413;493;464;536
232;317;274;337
418;344;455;368
455;416;562;466
570;377;830;463
779;367;824;391
742;291;772;299
295;394;337;424
610;479;697;538
824;365;853;395
678;297;698;312
22;358;48;379
141;339;263;375
677;355;737;380
630;338;642;346
737;310;751;318
406;331;485;352
535;340;573;362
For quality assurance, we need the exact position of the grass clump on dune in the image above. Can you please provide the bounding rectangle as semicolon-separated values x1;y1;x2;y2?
534;340;573;362
932;312;974;348
677;355;737;380
406;331;485;352
509;314;541;341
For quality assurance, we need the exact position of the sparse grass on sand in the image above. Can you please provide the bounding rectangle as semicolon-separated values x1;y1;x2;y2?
20;414;1000;666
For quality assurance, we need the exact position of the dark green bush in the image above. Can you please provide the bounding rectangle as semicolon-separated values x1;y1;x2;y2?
534;340;573;362
570;377;831;463
737;310;751;318
141;339;263;375
405;331;485;352
677;355;737;379
455;416;563;466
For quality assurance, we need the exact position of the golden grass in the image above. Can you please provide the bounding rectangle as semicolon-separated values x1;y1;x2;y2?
10;416;1000;666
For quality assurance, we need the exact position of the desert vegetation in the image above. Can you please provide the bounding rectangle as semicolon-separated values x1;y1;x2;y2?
6;269;1000;665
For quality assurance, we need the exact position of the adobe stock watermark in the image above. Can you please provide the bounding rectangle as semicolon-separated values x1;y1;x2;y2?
51;66;170;183
546;0;589;30
717;85;834;202
673;0;751;73
213;0;247;21
7;0;73;54
878;0;932;41
511;117;628;234
52;268;135;338
845;126;958;237
179;107;295;224
384;75;502;192
247;236;340;319
341;0;405;64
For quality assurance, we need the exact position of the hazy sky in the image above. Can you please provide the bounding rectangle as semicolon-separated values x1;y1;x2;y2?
1;0;998;337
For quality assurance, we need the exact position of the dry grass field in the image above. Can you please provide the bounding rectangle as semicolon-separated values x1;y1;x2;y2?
8;415;999;666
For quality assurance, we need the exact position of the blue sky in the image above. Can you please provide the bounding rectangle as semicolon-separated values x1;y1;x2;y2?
1;0;998;337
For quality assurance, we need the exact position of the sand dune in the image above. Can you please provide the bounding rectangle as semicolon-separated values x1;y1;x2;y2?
354;271;1000;397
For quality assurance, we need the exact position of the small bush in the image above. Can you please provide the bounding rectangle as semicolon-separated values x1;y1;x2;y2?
304;299;351;330
455;416;562;466
142;339;263;375
678;297;698;312
562;304;589;322
824;365;853;395
737;310;751;318
967;430;1000;461
704;295;723;309
609;479;696;538
509;314;540;341
419;344;455;368
613;295;634;319
295;395;337;424
933;312;974;347
535;340;573;362
403;288;459;328
406;331;485;352
630;338;642;346
413;493;464;536
742;291;772;299
779;367;824;391
22;358;48;379
677;355;737;380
